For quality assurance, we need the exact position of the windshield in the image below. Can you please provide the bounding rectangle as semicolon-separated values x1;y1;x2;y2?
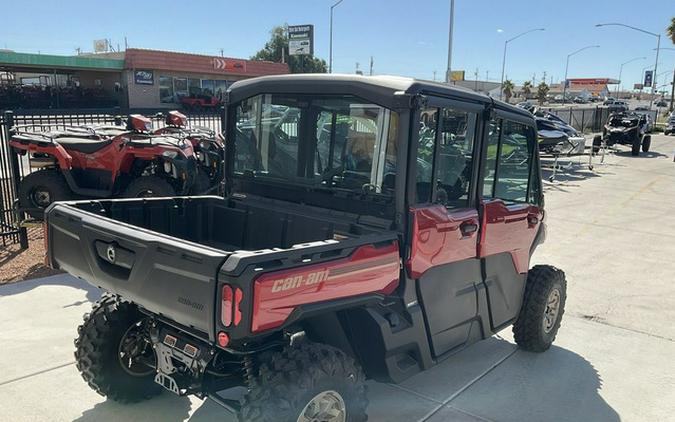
234;94;399;195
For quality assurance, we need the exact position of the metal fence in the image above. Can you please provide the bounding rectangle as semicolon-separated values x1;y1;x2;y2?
542;106;658;133
0;108;223;249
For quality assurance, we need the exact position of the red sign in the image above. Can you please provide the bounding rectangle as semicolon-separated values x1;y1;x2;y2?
213;57;246;72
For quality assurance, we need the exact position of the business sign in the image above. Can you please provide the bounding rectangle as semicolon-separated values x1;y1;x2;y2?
288;25;314;56
450;70;465;81
643;70;653;88
93;39;108;53
213;57;246;72
633;83;644;90
134;70;154;85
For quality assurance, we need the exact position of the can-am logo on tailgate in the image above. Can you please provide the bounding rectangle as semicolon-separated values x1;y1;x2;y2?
271;270;329;293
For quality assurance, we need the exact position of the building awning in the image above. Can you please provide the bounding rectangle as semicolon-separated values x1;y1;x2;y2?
124;48;289;77
0;51;124;71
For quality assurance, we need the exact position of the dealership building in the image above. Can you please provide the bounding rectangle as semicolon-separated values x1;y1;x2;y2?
0;48;289;110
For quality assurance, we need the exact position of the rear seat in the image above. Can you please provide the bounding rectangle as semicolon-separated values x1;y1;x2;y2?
54;137;112;154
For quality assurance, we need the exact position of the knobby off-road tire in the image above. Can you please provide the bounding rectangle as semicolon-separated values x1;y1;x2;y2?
631;134;641;156
513;265;567;353
122;175;176;198
642;135;651;153
74;295;162;403
18;169;73;219
239;342;368;422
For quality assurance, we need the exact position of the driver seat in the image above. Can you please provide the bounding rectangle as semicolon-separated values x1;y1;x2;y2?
55;137;113;154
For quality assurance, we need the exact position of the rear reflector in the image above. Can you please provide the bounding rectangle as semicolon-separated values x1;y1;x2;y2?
217;331;230;347
234;288;243;326
221;285;233;327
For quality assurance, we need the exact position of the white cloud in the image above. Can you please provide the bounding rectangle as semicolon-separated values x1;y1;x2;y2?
497;29;504;33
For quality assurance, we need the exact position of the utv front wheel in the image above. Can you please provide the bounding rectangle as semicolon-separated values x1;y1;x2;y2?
631;134;641;156
513;265;567;352
642;135;651;153
74;295;161;402
239;342;368;422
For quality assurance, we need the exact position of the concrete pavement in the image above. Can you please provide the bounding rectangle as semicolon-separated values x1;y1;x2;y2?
1;135;674;421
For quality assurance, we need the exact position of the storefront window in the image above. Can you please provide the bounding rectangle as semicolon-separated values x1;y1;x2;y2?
188;78;201;95
159;76;174;103
173;77;188;99
215;80;229;100
201;79;215;95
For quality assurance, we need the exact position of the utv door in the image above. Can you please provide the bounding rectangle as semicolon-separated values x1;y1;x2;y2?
479;114;543;330
407;99;485;357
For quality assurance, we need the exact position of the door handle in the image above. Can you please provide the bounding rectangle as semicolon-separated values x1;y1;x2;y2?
460;221;478;236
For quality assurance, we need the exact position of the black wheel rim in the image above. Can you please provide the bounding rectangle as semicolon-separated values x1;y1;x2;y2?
118;321;156;376
30;187;51;208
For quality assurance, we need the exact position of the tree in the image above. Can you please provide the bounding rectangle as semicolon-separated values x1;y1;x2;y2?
668;17;675;45
521;81;532;99
251;26;327;74
503;79;515;103
537;81;550;105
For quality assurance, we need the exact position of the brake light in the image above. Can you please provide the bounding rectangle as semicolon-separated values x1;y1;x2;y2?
217;331;230;347
234;288;243;326
221;285;233;327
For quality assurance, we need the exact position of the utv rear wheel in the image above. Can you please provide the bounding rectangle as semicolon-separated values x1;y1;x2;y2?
18;169;73;219
642;135;651;153
631;134;641;156
239;342;368;422
122;176;176;198
513;265;567;352
74;295;161;403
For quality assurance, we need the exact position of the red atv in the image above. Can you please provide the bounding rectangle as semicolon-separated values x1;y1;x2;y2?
179;90;221;110
10;114;198;219
153;111;224;194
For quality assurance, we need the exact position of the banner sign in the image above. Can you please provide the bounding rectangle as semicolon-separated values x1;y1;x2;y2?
643;70;653;88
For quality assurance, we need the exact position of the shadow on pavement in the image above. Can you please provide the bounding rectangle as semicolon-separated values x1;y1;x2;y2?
613;150;669;159
0;273;101;304
448;344;620;422
73;393;193;422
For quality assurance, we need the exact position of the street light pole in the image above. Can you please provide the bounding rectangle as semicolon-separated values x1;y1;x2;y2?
562;45;600;105
616;56;646;96
329;0;345;73
445;0;455;83
499;27;545;100
596;23;661;110
655;47;675;112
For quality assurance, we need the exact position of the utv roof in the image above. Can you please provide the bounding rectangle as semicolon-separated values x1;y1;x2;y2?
228;74;529;117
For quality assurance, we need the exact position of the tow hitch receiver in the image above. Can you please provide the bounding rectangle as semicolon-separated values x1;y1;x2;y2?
150;326;214;395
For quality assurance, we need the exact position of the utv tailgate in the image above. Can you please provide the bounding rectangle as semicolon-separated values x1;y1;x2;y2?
46;203;229;340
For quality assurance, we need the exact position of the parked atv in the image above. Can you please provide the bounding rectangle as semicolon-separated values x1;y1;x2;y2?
153;111;224;194
10;114;198;219
47;75;567;421
602;112;651;156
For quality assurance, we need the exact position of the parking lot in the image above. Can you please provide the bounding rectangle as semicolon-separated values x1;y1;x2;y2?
1;134;674;422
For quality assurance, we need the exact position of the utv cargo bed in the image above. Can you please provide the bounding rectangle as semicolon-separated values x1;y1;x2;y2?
45;196;399;340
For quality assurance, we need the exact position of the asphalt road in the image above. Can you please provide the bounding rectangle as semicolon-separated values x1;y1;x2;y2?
0;134;674;421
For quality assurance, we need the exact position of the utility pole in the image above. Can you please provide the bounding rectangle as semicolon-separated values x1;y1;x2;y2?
474;68;479;91
445;0;455;83
485;70;489;81
433;71;437;81
220;48;224;57
124;37;128;50
369;56;374;76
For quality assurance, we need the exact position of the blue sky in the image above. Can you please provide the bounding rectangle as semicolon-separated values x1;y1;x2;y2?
2;0;674;89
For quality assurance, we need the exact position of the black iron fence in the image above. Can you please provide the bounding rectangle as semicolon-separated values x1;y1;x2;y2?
542;106;658;133
0;108;223;249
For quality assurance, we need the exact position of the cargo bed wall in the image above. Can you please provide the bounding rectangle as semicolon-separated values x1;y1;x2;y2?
70;196;365;251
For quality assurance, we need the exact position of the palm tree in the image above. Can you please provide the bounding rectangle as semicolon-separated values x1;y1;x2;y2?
537;82;550;105
521;81;533;99
503;79;515;103
668;17;675;45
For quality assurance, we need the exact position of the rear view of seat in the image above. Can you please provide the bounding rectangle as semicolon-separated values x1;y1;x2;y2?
54;137;112;154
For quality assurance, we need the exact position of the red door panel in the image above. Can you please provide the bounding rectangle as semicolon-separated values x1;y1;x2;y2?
407;205;479;279
479;199;542;274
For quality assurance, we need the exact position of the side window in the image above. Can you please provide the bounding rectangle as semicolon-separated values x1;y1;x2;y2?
494;121;532;202
436;108;477;207
481;118;537;204
482;119;501;198
415;108;438;203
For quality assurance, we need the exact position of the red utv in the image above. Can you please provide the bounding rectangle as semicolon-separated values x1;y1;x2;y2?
10;114;198;219
153;111;224;194
179;90;221;110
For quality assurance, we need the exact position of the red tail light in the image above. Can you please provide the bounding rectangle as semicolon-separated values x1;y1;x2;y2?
221;285;233;327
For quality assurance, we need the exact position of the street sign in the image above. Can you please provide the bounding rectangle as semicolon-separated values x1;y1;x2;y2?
644;70;653;88
288;25;314;56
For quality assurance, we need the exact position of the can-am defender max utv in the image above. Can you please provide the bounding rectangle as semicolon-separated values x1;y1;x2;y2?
45;74;567;422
